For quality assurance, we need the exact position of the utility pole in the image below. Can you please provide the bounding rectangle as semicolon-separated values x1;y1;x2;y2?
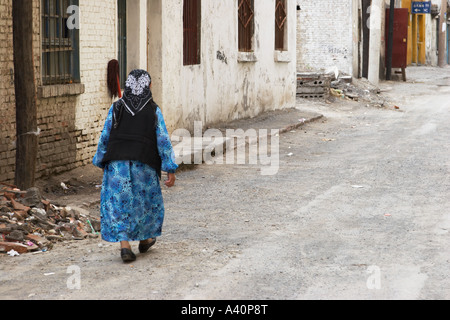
12;0;38;190
368;0;383;85
438;0;448;67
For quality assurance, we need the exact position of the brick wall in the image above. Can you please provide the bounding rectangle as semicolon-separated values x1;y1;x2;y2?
74;0;116;169
34;0;117;178
296;0;354;75
0;0;117;183
0;0;15;182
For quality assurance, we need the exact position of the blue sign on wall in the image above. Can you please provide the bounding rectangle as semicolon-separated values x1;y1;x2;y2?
412;1;431;14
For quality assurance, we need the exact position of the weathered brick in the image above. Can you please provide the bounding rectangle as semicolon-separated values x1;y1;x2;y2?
0;0;116;182
0;242;29;254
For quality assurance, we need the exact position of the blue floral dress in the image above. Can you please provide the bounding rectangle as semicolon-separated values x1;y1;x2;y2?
93;105;178;243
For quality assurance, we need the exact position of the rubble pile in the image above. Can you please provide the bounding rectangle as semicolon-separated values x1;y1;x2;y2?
330;76;390;108
297;72;332;99
296;68;392;109
0;182;101;256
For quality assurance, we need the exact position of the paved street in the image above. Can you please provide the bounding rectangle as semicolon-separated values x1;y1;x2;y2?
1;66;449;300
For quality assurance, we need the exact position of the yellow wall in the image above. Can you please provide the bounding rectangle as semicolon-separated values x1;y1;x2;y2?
402;0;426;65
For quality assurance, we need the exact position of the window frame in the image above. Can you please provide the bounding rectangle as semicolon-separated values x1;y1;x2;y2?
275;0;287;51
238;0;255;53
183;0;201;66
41;0;80;86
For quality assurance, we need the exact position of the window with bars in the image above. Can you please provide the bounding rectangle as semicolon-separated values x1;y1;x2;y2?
238;0;254;52
275;0;287;51
41;0;80;86
183;0;201;66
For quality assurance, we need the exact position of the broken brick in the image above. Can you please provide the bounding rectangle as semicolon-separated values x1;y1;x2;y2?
12;210;28;221
0;242;29;254
25;234;50;247
5;230;24;242
9;198;30;212
1;184;101;255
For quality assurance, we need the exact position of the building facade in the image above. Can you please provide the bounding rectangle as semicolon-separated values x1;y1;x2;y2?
296;0;448;84
296;0;357;77
0;0;297;183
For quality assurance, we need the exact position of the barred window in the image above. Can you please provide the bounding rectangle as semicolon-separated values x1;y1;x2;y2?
275;0;287;51
238;0;254;52
41;0;80;85
183;0;201;66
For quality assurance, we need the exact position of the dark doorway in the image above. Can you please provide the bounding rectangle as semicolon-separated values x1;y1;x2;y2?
361;0;371;79
118;0;127;88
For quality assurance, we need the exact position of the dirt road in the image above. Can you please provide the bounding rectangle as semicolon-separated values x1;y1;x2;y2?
1;66;449;300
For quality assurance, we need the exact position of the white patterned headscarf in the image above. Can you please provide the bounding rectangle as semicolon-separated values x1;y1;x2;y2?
121;69;153;116
112;69;154;128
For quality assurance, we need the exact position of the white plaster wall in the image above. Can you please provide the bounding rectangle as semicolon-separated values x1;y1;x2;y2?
153;0;297;133
426;14;439;65
297;0;354;75
426;0;442;65
127;0;148;72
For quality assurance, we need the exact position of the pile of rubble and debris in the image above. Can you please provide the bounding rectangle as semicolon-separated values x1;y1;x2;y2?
329;76;389;108
0;182;101;256
297;68;393;109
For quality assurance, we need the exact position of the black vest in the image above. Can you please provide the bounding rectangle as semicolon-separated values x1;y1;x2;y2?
102;100;162;178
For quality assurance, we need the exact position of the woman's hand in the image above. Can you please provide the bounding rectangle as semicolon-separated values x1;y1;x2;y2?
165;173;176;188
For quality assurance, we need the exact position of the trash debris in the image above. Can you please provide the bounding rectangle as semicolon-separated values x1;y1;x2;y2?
7;249;20;257
330;88;344;98
0;182;101;255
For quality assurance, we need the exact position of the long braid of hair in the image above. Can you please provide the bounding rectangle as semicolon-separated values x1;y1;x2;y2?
107;59;121;98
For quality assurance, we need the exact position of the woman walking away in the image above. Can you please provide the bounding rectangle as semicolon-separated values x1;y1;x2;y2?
93;69;178;263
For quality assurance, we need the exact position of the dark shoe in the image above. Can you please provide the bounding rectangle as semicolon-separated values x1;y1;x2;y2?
121;248;136;263
139;238;156;254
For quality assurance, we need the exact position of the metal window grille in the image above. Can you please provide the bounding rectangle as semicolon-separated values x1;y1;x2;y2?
183;0;201;66
41;0;79;85
118;0;127;88
238;0;254;52
275;0;287;51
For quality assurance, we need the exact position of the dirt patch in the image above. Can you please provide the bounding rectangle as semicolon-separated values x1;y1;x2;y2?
35;165;104;210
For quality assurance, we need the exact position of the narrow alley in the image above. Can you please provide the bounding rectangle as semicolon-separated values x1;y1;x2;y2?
1;66;449;301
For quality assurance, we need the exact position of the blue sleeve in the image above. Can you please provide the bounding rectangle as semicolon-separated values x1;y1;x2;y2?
93;105;114;168
155;107;178;173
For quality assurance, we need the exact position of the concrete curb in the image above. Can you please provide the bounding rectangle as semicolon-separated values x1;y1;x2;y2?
278;114;324;134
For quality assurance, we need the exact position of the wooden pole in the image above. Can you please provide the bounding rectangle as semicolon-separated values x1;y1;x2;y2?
12;0;38;190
